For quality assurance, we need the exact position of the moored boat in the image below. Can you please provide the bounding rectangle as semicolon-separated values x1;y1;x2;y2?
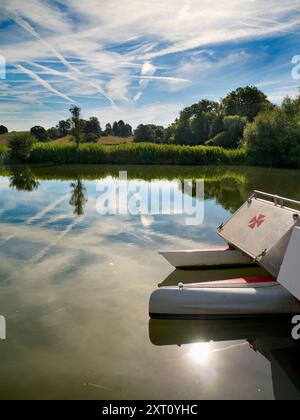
149;276;300;319
153;191;300;319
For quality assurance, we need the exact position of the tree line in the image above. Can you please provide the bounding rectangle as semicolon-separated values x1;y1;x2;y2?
40;113;132;143
133;85;300;167
0;111;132;144
3;85;300;167
133;86;271;147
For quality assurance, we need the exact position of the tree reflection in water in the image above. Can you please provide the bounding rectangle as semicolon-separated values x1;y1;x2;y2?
69;178;87;216
9;168;40;192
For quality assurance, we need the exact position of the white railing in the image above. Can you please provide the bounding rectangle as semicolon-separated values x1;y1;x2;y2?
253;190;300;208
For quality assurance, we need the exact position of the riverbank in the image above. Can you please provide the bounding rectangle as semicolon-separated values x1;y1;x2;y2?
0;142;248;166
0;142;281;167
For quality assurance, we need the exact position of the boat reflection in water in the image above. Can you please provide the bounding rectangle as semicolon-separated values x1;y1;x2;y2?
152;268;300;400
149;317;300;400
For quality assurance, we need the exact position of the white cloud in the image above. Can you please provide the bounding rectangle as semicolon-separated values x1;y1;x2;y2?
141;62;156;77
15;64;74;103
106;77;131;102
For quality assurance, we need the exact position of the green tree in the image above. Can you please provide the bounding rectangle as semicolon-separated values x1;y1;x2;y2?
70;179;87;216
8;133;36;162
243;108;300;167
117;120;126;137
154;126;165;143
0;125;8;134
47;127;60;140
112;121;119;136
123;123;132;137
30;126;48;142
134;124;156;142
9;168;40;191
84;133;98;143
222;86;271;121
174;119;193;145
172;100;222;145
281;96;300;118
104;123;113;136
84;117;101;137
56;119;71;137
69;105;82;147
206;115;247;148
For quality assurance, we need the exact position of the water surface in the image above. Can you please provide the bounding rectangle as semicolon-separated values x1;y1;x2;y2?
0;164;299;400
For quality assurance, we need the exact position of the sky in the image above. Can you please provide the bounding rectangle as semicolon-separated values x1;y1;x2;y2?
0;0;300;131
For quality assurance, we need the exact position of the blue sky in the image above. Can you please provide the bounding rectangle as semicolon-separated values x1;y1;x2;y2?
0;0;300;131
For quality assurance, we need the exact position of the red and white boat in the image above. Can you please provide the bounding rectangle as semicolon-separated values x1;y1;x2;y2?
151;191;300;319
149;276;300;319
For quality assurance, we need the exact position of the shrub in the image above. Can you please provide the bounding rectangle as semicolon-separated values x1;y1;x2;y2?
8;133;36;162
206;131;233;148
206;116;247;149
0;125;8;134
243;108;300;167
47;127;60;140
84;133;99;143
30;126;48;142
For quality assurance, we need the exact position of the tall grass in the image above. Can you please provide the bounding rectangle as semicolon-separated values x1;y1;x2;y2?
29;142;247;166
0;144;8;157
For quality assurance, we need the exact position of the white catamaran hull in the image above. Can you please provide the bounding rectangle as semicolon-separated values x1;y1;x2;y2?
159;246;253;269
149;277;300;319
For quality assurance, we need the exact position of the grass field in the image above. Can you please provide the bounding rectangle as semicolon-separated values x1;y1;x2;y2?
51;135;133;145
99;135;133;145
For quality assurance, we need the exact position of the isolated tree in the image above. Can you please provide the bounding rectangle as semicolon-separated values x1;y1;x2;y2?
0;125;8;134
8;133;36;162
30;126;48;142
56;119;71;137
69;105;82;147
84;117;101;137
222;86;271;121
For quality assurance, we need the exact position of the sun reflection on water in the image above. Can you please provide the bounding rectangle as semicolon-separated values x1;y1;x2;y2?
189;342;211;365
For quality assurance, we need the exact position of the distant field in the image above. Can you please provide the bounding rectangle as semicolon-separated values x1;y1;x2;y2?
0;133;133;145
99;135;133;145
51;135;133;145
0;131;29;144
51;135;74;144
